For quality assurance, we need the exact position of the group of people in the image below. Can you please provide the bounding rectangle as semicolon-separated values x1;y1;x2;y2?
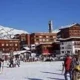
0;55;21;73
62;53;80;80
9;56;20;67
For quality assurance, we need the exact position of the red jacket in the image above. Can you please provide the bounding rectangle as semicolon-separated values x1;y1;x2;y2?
64;56;72;71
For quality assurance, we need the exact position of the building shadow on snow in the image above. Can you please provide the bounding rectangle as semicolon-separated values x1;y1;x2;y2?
47;77;64;80
41;71;63;75
27;78;43;80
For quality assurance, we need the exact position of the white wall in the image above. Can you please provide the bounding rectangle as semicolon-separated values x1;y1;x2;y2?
60;41;75;55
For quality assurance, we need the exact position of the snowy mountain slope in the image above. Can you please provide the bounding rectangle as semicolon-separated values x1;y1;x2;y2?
0;25;28;39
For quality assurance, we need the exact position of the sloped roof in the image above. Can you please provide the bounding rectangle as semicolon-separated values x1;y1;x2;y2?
60;23;80;30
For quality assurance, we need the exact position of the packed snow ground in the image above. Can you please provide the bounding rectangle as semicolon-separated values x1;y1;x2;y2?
0;61;66;80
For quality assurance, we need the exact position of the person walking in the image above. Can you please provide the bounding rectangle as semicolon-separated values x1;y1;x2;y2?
16;58;20;67
70;55;77;80
63;53;72;80
0;58;4;73
13;57;16;67
9;57;13;67
71;53;80;80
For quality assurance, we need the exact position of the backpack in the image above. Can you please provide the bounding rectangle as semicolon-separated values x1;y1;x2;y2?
74;60;80;71
75;65;80;71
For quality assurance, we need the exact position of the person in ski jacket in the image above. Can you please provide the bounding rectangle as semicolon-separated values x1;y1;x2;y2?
63;54;72;80
0;58;4;73
9;57;13;67
71;54;80;80
16;58;20;67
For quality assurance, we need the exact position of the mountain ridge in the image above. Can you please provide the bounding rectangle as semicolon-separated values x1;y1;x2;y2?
0;25;28;39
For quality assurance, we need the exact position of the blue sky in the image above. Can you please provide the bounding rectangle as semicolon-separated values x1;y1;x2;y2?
0;0;80;33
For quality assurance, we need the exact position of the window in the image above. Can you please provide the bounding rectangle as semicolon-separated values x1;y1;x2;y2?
53;36;56;38
36;36;38;38
12;48;14;50
53;39;56;42
15;44;17;46
3;48;5;51
6;48;9;51
39;36;42;38
62;47;64;49
43;39;45;41
67;45;72;49
2;44;4;46
49;36;53;38
67;51;70;53
62;51;64;53
36;39;39;41
6;44;8;46
46;39;49;41
50;39;53;41
10;44;13;46
75;50;78;53
16;48;18;50
39;39;42;41
21;38;24;41
46;36;49;38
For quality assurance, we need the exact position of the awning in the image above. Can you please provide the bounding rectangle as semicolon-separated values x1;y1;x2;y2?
2;50;30;56
42;53;51;56
13;50;27;55
23;47;30;50
2;53;10;56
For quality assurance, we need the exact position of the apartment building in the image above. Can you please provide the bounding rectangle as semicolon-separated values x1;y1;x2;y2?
30;32;57;45
0;39;20;53
58;23;80;55
14;33;30;49
30;32;58;56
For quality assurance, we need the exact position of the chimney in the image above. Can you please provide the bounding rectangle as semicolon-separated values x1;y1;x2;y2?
48;20;53;33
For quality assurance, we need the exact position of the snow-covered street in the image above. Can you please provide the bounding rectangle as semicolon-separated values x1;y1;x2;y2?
0;61;65;80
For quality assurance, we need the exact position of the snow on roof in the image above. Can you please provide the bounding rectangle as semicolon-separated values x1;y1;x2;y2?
13;50;27;55
60;23;77;29
52;29;60;33
23;47;30;50
58;37;80;41
2;53;10;55
2;50;27;55
31;44;35;46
